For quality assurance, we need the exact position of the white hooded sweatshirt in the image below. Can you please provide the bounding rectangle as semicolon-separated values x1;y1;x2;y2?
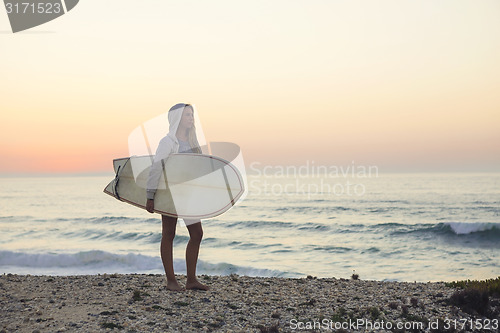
146;103;188;200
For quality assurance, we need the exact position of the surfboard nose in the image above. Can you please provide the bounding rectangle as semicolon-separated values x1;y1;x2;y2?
5;0;79;33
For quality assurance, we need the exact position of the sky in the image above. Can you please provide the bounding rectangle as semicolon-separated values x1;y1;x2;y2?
1;0;499;174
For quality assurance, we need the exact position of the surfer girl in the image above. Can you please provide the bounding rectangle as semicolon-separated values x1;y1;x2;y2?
146;103;209;291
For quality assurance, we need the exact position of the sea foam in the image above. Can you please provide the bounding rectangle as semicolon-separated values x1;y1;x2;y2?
445;222;500;235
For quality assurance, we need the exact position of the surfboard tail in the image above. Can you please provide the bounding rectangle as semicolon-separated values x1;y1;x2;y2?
103;157;132;201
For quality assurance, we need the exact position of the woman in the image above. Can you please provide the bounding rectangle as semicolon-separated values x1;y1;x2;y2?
146;103;209;291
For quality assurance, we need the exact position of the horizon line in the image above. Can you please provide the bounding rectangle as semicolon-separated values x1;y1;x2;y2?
1;170;499;178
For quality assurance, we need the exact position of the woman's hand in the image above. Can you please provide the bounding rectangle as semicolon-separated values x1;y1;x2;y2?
146;199;155;213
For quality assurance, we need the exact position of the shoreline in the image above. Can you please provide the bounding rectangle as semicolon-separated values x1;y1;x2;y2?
2;274;497;332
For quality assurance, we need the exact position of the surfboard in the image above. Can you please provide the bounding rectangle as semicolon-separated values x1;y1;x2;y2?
103;153;245;220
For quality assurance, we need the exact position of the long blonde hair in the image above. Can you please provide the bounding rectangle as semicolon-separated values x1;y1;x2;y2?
185;104;202;154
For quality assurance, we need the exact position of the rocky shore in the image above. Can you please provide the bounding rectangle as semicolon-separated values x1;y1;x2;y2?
0;274;493;332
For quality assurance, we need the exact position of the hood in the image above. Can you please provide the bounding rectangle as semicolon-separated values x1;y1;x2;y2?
167;103;188;142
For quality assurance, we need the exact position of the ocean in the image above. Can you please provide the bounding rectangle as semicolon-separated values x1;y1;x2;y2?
1;173;499;282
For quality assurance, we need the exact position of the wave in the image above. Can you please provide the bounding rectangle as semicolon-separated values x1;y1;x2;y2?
0;215;33;223
222;220;294;229
54;216;160;225
59;229;175;244
0;215;160;225
385;222;500;248
308;245;353;253
369;221;500;236
406;222;500;237
219;220;332;232
0;250;291;277
0;250;159;273
5;227;187;245
444;222;500;235
217;220;500;240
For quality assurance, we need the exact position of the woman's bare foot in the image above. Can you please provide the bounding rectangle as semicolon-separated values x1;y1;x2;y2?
185;279;210;291
165;280;184;291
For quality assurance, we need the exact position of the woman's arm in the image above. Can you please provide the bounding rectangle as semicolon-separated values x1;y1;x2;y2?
146;137;174;212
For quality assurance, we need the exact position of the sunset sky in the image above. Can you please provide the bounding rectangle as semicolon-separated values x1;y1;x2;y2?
1;0;499;174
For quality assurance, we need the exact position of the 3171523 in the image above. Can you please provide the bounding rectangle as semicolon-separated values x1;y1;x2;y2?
5;2;62;14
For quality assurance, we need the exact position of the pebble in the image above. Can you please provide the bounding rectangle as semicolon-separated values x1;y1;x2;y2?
0;273;491;332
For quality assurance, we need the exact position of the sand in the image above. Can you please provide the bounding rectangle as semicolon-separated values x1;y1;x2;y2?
0;273;494;332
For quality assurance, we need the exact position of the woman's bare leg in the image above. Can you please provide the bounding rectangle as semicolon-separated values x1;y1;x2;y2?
161;215;183;291
185;221;209;290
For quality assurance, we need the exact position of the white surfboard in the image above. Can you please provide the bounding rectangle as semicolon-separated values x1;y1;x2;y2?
103;153;245;219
